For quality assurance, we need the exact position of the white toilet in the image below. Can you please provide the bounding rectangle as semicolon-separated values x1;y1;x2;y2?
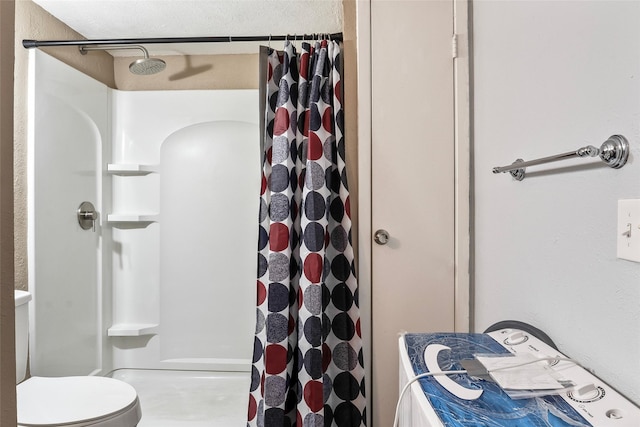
15;290;142;426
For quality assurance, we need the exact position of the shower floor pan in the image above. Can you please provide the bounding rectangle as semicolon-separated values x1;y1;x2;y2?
109;369;250;426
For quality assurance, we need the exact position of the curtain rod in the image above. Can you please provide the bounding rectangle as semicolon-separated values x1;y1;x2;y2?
23;33;343;49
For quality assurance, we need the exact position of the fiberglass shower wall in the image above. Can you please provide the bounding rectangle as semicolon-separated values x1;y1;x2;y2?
29;50;259;375
28;50;111;377
110;90;259;371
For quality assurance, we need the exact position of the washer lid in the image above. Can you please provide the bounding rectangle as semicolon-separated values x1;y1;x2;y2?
17;376;138;426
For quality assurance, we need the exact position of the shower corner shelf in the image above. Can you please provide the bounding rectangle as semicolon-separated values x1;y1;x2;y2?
107;163;159;175
108;323;159;337
107;213;159;223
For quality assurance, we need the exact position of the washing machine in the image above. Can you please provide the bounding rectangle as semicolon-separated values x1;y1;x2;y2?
398;327;640;426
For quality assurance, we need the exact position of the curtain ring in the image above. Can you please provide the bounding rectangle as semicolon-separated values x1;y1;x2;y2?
268;34;271;49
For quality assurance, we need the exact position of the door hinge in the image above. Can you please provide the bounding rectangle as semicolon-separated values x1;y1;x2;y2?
452;34;458;59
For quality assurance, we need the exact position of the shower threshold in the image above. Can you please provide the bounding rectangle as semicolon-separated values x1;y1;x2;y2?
109;369;250;426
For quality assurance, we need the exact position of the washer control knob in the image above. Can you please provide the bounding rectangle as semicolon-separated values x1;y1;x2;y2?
573;383;598;399
568;383;605;403
574;384;599;400
504;331;528;345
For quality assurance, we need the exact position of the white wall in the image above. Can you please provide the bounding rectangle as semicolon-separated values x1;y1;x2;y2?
28;50;261;374
110;89;259;371
159;121;259;366
28;50;111;377
474;1;640;404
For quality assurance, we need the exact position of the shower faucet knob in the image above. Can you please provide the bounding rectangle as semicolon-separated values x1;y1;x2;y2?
77;201;98;232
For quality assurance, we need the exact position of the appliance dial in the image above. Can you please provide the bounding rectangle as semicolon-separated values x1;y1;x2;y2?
568;383;606;403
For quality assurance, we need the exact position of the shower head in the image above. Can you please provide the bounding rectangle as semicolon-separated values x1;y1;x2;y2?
79;44;166;75
129;56;167;75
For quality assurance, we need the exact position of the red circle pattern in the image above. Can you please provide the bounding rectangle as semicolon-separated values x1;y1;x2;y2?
303;253;323;283
256;281;266;305
265;344;288;375
269;223;289;252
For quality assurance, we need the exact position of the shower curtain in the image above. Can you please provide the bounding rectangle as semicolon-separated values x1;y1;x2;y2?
248;40;366;427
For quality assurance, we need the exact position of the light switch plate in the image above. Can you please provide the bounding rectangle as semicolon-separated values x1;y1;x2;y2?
617;199;640;262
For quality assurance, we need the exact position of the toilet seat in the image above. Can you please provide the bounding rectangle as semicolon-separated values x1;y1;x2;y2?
17;376;141;426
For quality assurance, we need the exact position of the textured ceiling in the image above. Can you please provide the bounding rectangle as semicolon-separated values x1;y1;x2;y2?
33;0;344;55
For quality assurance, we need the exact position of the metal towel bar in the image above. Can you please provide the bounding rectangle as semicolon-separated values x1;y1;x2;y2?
492;135;629;181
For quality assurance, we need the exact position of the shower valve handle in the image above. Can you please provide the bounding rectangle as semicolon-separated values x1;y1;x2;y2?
77;201;98;232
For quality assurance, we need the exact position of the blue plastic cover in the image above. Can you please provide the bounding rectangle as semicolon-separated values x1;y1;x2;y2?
403;333;591;427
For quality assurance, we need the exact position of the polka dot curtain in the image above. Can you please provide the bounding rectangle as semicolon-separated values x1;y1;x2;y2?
248;40;367;427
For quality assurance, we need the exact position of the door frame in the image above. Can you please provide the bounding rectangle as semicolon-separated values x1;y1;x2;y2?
452;0;472;333
355;0;471;423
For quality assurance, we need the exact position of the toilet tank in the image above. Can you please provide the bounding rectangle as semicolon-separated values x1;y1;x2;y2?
15;290;32;383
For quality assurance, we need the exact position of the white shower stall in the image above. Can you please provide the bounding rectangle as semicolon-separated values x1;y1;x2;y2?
28;49;259;401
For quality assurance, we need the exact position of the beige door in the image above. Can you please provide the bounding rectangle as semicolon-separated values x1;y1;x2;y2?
371;0;456;425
